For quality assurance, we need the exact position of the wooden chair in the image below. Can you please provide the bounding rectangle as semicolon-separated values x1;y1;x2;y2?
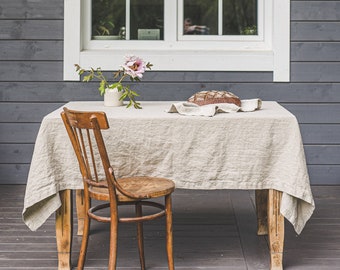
61;108;175;270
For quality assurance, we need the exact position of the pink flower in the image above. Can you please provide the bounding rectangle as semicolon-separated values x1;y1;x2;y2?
122;55;147;79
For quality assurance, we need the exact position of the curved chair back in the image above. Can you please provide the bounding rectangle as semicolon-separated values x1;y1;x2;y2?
61;108;117;202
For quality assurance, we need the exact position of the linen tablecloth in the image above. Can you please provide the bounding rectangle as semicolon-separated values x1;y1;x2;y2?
23;101;314;234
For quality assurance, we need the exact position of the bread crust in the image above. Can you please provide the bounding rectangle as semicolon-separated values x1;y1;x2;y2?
188;90;241;107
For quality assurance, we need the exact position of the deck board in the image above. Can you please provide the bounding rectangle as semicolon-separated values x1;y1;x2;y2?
0;185;339;269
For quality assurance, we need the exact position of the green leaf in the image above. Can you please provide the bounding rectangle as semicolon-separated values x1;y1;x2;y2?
109;82;120;89
121;92;128;99
134;102;142;109
146;62;153;70
130;90;139;96
83;75;91;82
117;84;123;91
99;81;106;95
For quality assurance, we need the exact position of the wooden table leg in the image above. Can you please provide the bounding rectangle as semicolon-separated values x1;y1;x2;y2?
267;189;284;270
76;189;85;236
55;190;73;270
255;189;269;235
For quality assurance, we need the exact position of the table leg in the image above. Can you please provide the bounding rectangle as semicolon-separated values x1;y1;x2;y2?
76;189;85;236
255;189;269;235
267;189;284;270
55;190;73;270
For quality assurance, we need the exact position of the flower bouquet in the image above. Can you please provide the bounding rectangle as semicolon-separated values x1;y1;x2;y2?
75;55;152;109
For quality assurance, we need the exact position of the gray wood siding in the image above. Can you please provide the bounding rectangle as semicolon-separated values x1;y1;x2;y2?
0;0;339;184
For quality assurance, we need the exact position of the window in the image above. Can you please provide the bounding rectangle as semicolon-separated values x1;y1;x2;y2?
90;0;257;40
64;0;290;81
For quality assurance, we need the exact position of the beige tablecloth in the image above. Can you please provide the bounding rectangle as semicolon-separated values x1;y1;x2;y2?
23;101;314;234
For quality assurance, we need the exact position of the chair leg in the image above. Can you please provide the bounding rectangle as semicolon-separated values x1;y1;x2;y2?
165;195;174;270
108;214;119;270
136;202;146;270
77;213;90;270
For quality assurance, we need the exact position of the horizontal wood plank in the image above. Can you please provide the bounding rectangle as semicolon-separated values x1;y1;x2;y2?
282;104;340;124
0;144;34;163
1;82;340;102
300;124;340;144
291;42;340;62
305;146;340;165
0;0;63;19
307;165;340;185
291;22;340;41
0;103;63;122
291;1;340;21
291;63;340;82
0;123;40;143
0;62;62;81
0;82;102;102
1;102;340;127
0;164;30;184
0;20;63;40
0;41;63;61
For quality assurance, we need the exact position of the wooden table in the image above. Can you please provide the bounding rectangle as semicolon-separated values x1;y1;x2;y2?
23;101;314;270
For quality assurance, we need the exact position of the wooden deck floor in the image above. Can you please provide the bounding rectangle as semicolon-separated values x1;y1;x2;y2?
0;185;339;270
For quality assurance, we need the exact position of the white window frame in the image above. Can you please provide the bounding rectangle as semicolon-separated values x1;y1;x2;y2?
64;0;290;81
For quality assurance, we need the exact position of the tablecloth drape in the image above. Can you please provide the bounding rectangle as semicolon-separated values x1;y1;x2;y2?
23;101;314;234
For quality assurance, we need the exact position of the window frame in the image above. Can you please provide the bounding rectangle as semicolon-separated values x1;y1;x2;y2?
63;0;290;81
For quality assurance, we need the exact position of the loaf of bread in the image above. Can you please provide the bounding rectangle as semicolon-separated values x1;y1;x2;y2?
188;90;241;107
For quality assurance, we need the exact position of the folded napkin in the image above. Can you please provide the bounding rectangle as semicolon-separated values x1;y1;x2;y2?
166;99;262;117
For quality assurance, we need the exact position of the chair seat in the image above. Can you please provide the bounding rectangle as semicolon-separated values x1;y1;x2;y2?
89;176;175;202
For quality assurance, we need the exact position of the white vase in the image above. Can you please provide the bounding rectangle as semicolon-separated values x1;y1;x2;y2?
104;88;124;107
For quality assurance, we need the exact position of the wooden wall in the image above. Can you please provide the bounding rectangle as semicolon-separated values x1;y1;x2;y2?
0;0;339;184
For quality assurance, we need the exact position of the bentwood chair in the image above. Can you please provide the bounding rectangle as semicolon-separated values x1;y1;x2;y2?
61;108;175;270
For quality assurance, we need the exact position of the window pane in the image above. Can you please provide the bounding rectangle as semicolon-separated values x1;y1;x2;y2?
183;0;217;35
92;0;126;39
130;0;164;40
223;0;257;35
183;0;257;36
92;0;164;40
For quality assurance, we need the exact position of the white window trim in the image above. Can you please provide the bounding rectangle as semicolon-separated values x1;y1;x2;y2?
63;0;290;82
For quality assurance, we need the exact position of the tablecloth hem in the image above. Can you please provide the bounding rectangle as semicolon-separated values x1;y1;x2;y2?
22;194;61;231
23;183;83;231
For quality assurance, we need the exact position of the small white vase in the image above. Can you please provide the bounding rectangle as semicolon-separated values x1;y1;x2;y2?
104;88;123;107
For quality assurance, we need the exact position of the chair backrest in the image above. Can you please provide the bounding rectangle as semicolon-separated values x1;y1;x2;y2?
61;108;115;196
62;107;146;202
